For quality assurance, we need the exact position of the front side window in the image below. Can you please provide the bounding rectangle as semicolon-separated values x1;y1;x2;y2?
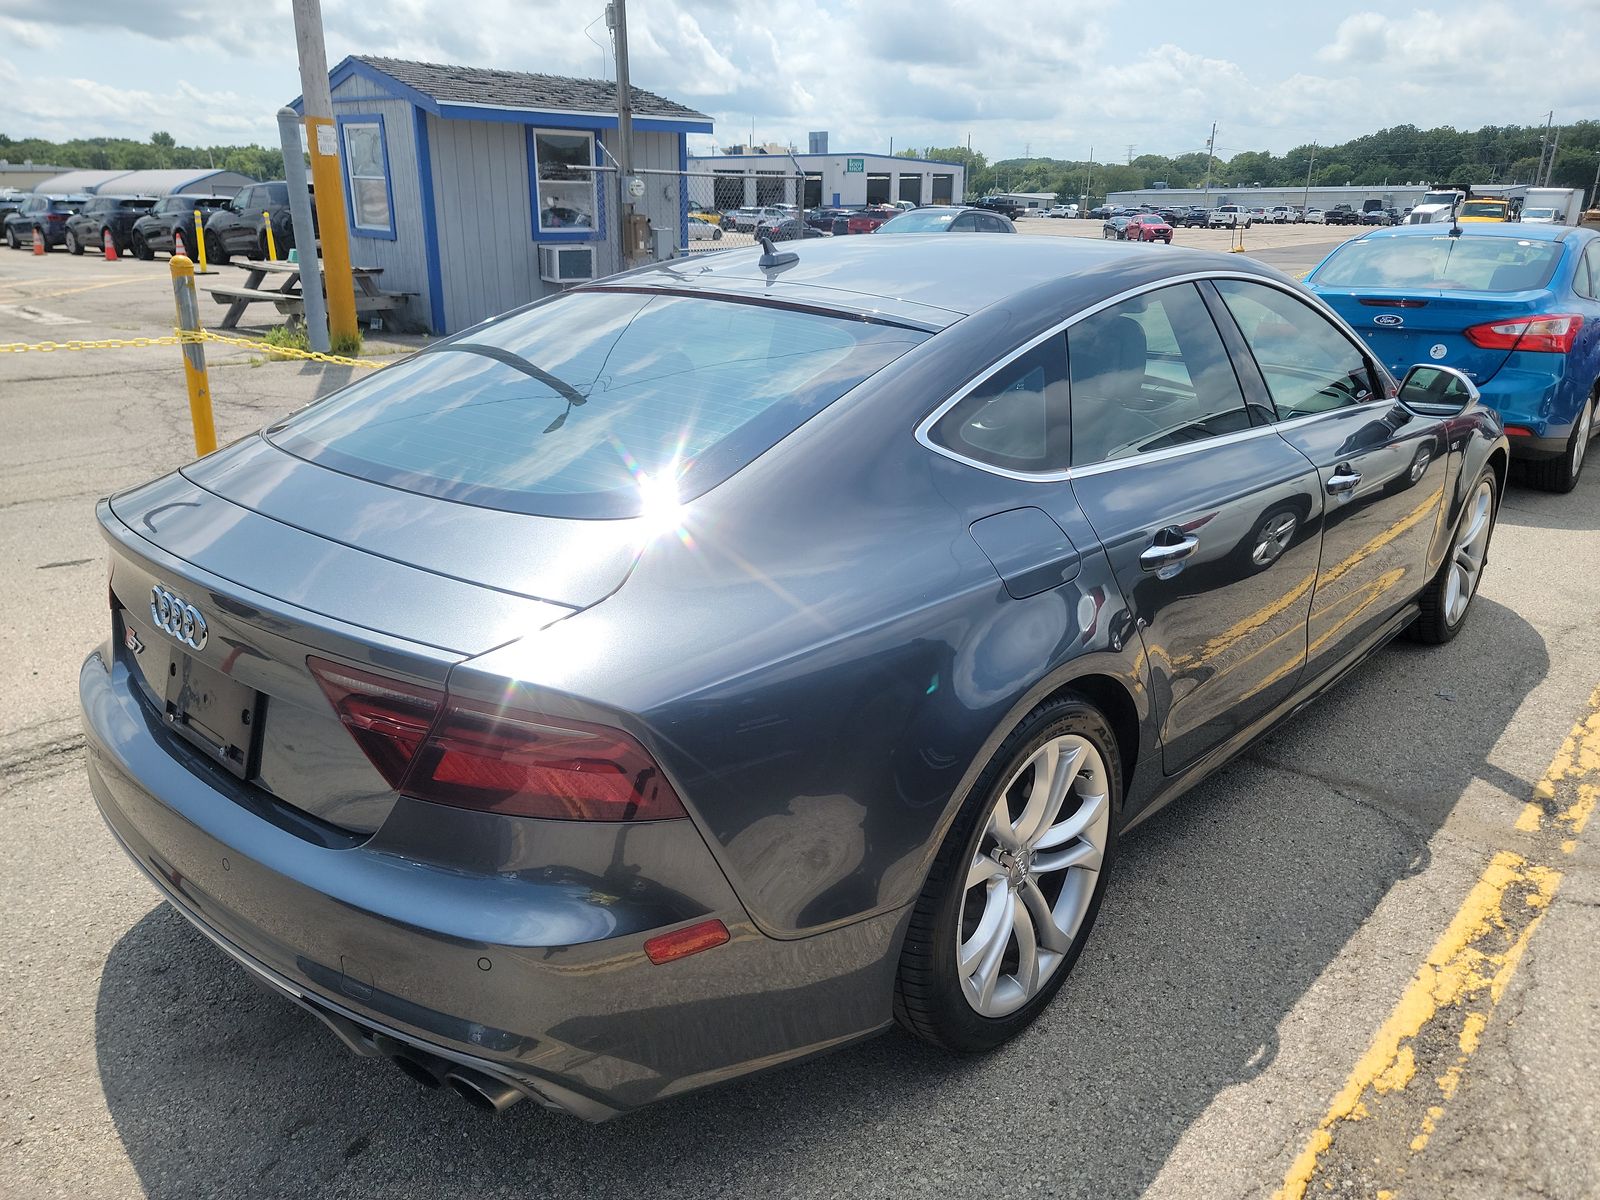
342;120;392;234
929;338;1069;472
269;291;925;518
1068;283;1252;467
1214;279;1377;417
532;129;596;234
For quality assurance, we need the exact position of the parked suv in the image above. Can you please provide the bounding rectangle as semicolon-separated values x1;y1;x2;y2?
1269;205;1300;224
731;205;789;232
3;194;89;250
205;181;312;262
1324;205;1361;225
1207;204;1251;229
63;196;158;256
130;194;231;260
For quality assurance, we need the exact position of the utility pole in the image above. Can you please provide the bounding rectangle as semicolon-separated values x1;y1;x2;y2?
1302;142;1316;213
1085;145;1093;208
608;0;643;268
1535;111;1553;184
1203;123;1217;193
1126;144;1135;165
1589;151;1600;213
1543;127;1561;187
290;0;357;346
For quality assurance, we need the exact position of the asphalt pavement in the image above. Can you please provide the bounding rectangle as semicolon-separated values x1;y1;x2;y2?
1;235;1596;1200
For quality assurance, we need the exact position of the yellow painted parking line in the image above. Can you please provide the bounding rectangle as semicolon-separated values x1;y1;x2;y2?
1276;683;1600;1199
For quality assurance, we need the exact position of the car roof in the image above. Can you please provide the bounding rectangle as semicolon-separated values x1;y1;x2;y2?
1355;222;1582;245
612;234;1289;328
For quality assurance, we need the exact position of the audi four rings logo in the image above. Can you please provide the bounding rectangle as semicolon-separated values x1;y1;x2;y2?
150;585;208;650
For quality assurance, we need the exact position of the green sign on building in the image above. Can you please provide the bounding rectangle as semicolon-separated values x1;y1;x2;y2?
845;158;864;173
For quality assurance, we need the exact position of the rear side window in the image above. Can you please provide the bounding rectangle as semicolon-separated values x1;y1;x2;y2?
929;338;1069;473
1214;279;1377;417
270;291;926;518
1311;235;1563;293
1576;242;1599;301
1068;283;1252;466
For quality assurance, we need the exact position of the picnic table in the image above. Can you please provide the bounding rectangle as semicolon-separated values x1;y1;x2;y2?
205;261;407;330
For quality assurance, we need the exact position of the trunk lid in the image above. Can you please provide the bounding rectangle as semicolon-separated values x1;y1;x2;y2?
1316;288;1553;386
103;439;644;834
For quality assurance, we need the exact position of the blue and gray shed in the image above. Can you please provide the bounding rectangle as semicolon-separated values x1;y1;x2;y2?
294;56;713;335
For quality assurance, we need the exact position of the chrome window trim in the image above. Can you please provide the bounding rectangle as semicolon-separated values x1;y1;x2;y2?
914;269;1388;483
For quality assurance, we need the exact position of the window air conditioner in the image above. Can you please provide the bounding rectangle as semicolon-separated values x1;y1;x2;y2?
538;243;595;283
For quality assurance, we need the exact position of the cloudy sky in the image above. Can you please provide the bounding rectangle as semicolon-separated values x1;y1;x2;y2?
1;0;1597;161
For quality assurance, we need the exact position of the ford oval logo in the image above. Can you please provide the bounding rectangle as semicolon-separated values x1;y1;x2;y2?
150;584;208;650
1373;313;1404;327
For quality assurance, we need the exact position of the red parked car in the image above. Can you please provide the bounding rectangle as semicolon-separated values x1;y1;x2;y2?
845;205;900;234
1123;213;1174;243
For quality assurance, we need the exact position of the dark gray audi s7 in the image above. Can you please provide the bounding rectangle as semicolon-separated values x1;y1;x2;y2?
81;235;1508;1119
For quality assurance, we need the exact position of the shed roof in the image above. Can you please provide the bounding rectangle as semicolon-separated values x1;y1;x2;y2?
352;56;712;123
33;169;132;194
100;168;254;196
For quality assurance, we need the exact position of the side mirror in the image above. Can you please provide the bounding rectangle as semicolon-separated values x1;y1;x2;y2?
1398;364;1480;415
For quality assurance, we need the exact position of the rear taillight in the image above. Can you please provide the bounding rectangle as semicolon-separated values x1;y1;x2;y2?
1463;313;1583;354
46;213;68;222
307;657;686;822
309;657;443;788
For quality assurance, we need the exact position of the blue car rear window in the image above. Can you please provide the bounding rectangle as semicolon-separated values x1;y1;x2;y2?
1312;236;1563;293
268;290;926;518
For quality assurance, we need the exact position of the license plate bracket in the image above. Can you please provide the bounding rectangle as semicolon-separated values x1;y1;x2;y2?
164;652;264;780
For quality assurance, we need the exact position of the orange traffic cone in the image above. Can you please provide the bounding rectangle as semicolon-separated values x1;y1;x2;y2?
173;230;186;258
103;229;118;261
32;227;45;255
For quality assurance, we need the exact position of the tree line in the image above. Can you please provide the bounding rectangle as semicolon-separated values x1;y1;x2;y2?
0;130;284;183
899;120;1600;202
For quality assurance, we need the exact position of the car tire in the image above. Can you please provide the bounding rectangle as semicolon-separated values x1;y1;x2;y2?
207;232;229;265
66;229;82;255
133;232;154;261
1522;392;1595;495
253;232;269;262
4;226;18;250
1408;466;1499;644
893;695;1120;1053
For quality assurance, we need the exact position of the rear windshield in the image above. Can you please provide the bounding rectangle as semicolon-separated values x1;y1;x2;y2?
879;209;960;232
122;198;157;211
269;290;927;518
1311;236;1564;293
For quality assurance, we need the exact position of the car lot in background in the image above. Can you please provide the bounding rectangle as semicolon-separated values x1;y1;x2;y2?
1309;222;1600;492
62;196;156;256
876;206;1015;233
129;194;230;260
846;205;900;233
205;182;311;263
1120;212;1173;242
3;194;88;250
687;215;723;241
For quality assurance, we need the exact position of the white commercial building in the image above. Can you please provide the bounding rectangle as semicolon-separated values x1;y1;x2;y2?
687;151;965;210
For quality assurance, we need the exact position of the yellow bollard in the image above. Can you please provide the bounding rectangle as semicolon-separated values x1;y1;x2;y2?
169;255;217;457
193;209;209;273
263;213;278;262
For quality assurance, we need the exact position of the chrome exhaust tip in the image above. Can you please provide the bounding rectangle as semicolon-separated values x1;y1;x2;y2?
444;1068;525;1113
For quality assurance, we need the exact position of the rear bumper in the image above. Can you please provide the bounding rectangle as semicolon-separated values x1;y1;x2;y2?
1479;368;1584;459
81;649;906;1118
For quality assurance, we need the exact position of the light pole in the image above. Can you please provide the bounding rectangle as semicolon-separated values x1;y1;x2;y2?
290;0;357;345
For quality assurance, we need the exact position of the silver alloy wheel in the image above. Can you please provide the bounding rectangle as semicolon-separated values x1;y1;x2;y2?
957;733;1111;1018
1443;477;1495;625
1573;398;1594;478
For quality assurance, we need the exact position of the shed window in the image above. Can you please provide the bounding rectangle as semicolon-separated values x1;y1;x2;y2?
532;130;596;233
341;120;392;234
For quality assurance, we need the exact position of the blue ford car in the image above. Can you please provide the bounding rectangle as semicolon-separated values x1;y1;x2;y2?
1309;223;1600;492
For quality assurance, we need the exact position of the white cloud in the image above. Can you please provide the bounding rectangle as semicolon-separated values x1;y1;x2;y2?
0;0;1594;160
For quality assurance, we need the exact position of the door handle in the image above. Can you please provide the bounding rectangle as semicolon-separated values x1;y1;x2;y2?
1140;528;1200;572
1326;467;1362;497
